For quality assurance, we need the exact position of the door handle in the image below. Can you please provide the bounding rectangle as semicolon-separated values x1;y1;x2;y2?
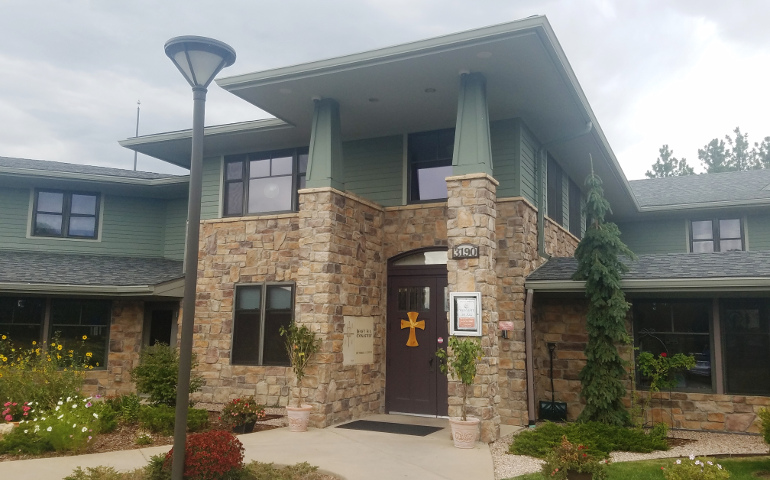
429;356;434;372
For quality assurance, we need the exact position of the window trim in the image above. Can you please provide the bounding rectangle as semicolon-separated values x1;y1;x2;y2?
222;148;308;217
546;155;563;225
568;179;583;238
689;217;744;253
231;282;295;366
32;189;101;240
407;128;455;204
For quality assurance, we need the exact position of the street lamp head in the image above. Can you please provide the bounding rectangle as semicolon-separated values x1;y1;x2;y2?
164;36;236;89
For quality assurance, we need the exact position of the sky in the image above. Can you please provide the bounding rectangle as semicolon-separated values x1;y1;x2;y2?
1;1;768;180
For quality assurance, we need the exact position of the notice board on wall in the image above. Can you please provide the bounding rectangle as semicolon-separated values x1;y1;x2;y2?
343;316;374;365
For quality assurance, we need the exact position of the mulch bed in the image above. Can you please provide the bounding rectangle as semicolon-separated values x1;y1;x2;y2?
0;411;282;462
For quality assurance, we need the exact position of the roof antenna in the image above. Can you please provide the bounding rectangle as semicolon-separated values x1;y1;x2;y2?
133;100;141;171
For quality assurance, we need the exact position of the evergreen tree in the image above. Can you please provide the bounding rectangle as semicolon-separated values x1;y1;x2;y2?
725;127;760;171
572;163;635;426
757;137;770;168
645;144;694;178
698;138;731;173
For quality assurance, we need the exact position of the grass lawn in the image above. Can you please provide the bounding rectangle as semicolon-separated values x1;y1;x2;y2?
506;456;770;480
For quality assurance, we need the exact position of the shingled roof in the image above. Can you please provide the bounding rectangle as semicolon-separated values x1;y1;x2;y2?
526;250;770;291
0;251;183;288
629;169;770;210
0;156;183;180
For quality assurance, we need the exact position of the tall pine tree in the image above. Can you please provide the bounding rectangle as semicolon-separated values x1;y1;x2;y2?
572;163;635;426
645;144;694;178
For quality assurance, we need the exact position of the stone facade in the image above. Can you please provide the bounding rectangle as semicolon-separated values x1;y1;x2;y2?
446;174;501;442
83;300;145;397
295;188;386;427
532;297;767;434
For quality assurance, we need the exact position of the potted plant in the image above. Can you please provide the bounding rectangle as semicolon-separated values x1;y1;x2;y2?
541;436;609;480
280;322;320;432
436;336;483;448
219;397;265;434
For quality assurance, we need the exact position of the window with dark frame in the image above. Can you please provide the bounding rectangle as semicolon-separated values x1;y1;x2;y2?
568;179;582;238
232;284;293;366
721;299;770;396
223;148;308;216
633;300;713;392
33;190;99;239
546;156;563;225
690;218;743;253
408;129;455;203
0;296;110;369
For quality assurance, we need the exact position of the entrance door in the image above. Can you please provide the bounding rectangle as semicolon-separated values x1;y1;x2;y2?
386;272;448;416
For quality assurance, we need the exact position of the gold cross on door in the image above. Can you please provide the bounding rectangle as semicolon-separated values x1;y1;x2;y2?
400;311;425;347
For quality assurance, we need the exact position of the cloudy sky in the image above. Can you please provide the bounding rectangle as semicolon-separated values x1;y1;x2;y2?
1;1;768;179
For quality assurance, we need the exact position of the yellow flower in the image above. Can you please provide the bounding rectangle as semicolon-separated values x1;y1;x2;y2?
82;335;87;340
88;366;93;370
86;352;92;358
57;345;62;351
32;341;36;345
1;335;5;340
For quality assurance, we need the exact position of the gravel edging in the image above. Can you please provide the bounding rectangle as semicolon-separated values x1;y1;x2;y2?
197;403;289;428
491;428;769;480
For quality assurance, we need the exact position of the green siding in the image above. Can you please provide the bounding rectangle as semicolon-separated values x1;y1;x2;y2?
0;187;169;258
747;214;770;251
561;170;570;230
491;119;518;198
618;219;688;255
200;156;222;220
519;125;538;204
164;198;188;260
343;135;403;207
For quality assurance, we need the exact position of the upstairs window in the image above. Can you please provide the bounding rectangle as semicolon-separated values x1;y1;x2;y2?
33;190;99;239
546;156;563;225
408;129;454;202
231;283;293;366
224;148;308;216
568;179;583;238
690;218;743;253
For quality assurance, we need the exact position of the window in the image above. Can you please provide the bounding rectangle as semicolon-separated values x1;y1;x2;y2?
0;296;110;368
690;218;743;253
721;300;770;395
633;300;713;392
568;179;582;238
546;156;563;224
224;148;308;216
33;190;99;239
408;129;454;202
232;284;294;366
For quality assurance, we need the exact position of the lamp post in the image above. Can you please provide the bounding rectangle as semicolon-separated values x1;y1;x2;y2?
164;36;235;480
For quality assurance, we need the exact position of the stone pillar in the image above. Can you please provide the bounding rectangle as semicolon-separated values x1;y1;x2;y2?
446;173;500;442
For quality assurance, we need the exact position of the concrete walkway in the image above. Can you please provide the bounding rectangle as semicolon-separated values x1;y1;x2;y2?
1;415;504;480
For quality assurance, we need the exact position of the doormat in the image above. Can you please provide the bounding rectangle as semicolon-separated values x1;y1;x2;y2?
336;420;443;436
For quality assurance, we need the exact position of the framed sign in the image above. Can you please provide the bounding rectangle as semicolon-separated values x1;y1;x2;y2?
449;292;482;336
453;243;479;259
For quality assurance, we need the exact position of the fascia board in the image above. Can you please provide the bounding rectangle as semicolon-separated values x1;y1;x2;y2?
217;17;548;90
119;118;292;149
0;167;189;187
0;278;184;297
638;197;770;212
526;277;770;293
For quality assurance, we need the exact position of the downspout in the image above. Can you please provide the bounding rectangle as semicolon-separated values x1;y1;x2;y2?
525;288;536;426
535;121;593;257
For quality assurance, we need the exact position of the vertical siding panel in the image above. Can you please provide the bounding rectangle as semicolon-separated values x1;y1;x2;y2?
491;119;518;198
343;135;403;207
164;198;188;260
200;156;221;220
519;126;537;204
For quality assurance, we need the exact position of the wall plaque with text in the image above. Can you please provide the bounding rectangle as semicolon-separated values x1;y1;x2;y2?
452;243;479;259
343;316;375;366
449;292;482;336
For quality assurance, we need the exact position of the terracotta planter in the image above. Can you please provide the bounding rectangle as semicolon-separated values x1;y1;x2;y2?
448;417;480;448
285;405;313;432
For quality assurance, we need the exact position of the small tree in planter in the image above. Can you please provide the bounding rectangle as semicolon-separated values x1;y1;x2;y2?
279;322;320;432
436;336;482;448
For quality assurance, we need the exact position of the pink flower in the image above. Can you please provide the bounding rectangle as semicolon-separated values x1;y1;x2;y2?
4;415;12;422
3;402;10;407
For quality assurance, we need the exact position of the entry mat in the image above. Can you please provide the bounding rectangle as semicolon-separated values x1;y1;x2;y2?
336;420;443;437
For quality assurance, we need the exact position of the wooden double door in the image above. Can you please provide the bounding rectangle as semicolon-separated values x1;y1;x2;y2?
385;268;449;416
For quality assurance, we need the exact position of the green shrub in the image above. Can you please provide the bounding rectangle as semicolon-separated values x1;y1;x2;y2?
103;393;142;425
759;407;770;446
138;405;208;435
244;461;326;480
63;466;146;480
509;421;668;458
130;344;203;407
0;335;89;409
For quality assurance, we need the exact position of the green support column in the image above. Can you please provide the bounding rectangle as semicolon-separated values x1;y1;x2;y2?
306;98;344;190
452;72;493;176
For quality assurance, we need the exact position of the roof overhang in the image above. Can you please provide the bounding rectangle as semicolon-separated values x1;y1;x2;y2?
0;277;185;298
526;277;770;293
123;16;638;214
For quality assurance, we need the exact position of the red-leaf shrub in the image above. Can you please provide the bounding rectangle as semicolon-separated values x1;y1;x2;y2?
163;430;244;480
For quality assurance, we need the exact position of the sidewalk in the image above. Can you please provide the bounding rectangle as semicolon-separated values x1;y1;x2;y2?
1;415;502;480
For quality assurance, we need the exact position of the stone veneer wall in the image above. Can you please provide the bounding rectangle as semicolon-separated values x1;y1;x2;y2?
446;174;501;442
295;188;386;427
544;217;580;258
193;214;301;404
532;298;767;433
83;300;144;397
382;204;448;257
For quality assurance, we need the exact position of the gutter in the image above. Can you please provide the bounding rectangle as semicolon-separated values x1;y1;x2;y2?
525;276;770;293
0;278;185;297
0;167;189;187
525;288;536;426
